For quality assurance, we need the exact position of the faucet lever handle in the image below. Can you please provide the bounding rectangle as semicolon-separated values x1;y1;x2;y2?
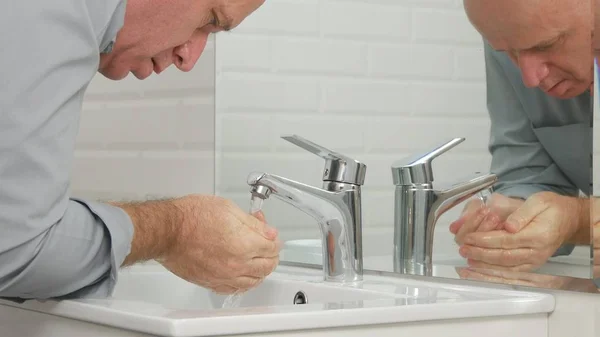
281;134;366;185
391;137;465;185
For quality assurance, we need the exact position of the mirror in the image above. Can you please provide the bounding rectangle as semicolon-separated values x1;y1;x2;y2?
594;1;600;286
215;0;597;292
594;58;600;287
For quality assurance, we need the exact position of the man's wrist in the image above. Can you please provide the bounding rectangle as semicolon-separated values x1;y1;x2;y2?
110;198;183;266
565;196;590;244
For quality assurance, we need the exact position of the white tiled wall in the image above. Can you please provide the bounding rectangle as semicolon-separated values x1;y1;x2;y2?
215;0;493;253
73;38;216;201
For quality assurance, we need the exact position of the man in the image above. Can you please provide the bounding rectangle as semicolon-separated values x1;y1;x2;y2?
0;0;280;300
450;0;593;272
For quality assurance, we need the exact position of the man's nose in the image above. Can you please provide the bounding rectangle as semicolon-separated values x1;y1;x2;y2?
173;31;209;72
516;52;549;88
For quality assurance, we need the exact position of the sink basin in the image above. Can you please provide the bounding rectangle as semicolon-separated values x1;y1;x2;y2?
111;268;399;310
0;263;554;337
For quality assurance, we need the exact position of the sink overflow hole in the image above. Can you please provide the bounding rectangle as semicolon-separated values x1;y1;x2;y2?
293;291;307;305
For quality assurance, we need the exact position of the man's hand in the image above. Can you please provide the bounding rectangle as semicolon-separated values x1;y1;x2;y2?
459;192;586;272
456;267;598;292
117;195;281;294
449;193;523;245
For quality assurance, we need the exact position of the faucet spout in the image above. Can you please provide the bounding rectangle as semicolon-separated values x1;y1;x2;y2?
432;173;498;229
247;171;363;283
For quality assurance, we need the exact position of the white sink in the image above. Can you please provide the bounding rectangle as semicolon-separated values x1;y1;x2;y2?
111;268;399;310
0;264;554;337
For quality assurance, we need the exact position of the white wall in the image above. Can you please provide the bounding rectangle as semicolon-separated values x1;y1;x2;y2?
73;38;216;201
215;0;492;255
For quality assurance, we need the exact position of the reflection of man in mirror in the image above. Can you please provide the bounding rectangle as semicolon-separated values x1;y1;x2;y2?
448;0;594;273
593;0;600;284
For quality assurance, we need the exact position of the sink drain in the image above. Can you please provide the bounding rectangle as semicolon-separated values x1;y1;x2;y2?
293;291;307;305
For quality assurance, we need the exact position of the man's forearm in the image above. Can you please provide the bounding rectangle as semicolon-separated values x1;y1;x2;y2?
111;198;182;266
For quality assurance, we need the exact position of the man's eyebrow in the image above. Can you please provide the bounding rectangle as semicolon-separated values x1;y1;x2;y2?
525;32;565;50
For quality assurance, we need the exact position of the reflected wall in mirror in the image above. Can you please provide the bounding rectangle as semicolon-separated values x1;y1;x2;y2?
215;0;596;292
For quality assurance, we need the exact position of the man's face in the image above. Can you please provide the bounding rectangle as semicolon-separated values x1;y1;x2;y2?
594;0;600;58
99;0;265;80
464;0;593;99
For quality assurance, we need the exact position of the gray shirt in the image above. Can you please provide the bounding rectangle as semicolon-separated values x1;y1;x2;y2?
484;42;592;198
0;0;133;300
484;42;592;256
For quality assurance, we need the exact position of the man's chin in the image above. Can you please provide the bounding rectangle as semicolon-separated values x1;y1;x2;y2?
132;70;152;80
98;68;130;81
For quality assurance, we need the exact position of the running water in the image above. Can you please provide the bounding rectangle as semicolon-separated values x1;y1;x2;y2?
249;194;264;215
221;291;243;308
221;194;266;309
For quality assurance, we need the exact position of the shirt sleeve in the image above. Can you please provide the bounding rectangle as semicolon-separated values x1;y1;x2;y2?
0;1;133;300
483;42;580;200
483;43;577;257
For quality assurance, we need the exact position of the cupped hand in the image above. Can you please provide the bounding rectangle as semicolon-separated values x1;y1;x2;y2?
450;193;523;245
458;192;582;272
158;195;281;294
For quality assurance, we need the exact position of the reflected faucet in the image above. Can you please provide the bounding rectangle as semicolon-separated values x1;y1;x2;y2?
247;135;366;284
391;138;497;276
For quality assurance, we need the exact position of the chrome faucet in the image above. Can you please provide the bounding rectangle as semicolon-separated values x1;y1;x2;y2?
391;138;497;276
247;135;366;284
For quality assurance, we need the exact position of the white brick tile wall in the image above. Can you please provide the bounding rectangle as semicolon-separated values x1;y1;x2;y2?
273;39;368;75
73;38;216;201
218;73;320;112
412;8;482;44
231;1;320;36
320;2;411;41
215;0;492;257
322;79;412;114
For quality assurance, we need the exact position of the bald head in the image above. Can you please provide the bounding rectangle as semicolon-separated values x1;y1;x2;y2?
594;0;600;55
464;0;587;51
463;0;593;99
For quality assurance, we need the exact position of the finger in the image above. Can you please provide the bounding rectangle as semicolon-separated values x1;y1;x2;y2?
476;211;504;232
466;259;535;272
448;217;464;234
454;207;489;244
250;235;282;258
486;194;525;220
459;245;535;266
245;256;280;278
456;267;503;283
457;268;539;287
252;210;267;223
242;212;278;240
225;275;263;291
463;230;530;249
504;197;549;233
450;199;483;234
211;285;240;295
